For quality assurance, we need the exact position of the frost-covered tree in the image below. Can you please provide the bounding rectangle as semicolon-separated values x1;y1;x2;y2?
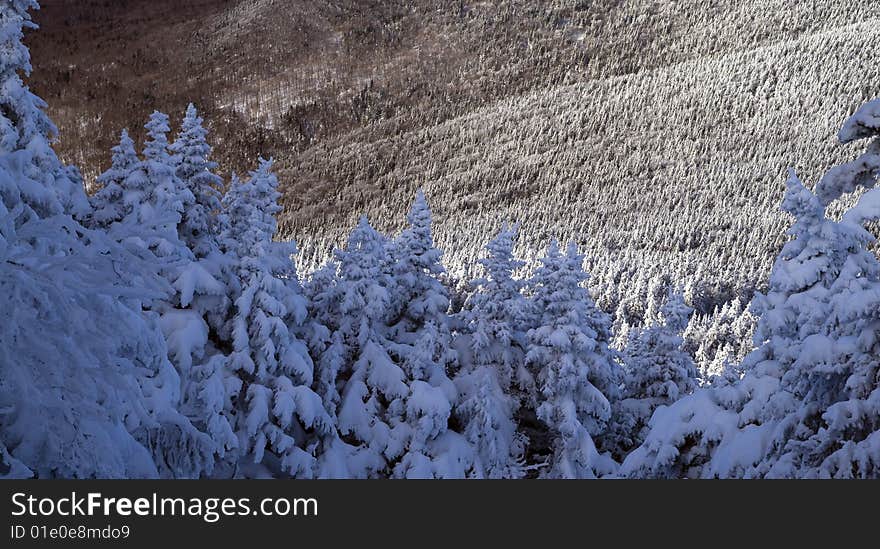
141;111;195;259
331;217;401;477
91;112;229;479
172;104;223;259
150;108;234;473
0;1;188;479
302;261;345;416
387;190;452;336
221;159;333;478
0;0;87;221
89;130;138;228
770;100;880;478
604;291;697;460
526;241;621;478
454;224;529;478
380;191;474;478
391;319;476;479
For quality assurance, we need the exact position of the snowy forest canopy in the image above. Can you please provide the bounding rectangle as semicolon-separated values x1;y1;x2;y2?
2;1;880;479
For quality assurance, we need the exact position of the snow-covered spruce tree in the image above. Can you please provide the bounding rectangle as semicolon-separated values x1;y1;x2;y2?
453;224;529;478
141;111;195;259
772;98;880;478
0;0;185;478
156;107;237;476
88;129;138;228
604;291;697;461
0;0;87;220
221;159;333;478
621;147;880;478
384;191;476;478
387;190;452;336
525;241;621;478
323;217;399;477
172;103;223;259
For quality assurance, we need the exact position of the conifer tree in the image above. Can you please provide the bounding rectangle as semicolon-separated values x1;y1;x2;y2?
622;163;880;478
0;1;183;478
0;0;88;221
222;159;333;478
387;190;452;336
119;111;230;478
605;291;697;460
383;192;475;478
332;217;401;477
172;104;223;259
89;129;138;228
454;224;529;478
526;241;621;478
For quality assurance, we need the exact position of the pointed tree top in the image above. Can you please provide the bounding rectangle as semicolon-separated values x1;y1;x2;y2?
407;188;432;228
144;111;171;160
113;129;136;157
336;214;388;280
481;223;523;269
346;215;384;251
175;104;205;144
177;103;208;141
145;110;170;135
102;128;138;175
255;156;275;174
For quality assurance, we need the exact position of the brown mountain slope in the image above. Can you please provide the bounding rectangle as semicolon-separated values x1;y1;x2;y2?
26;1;880;290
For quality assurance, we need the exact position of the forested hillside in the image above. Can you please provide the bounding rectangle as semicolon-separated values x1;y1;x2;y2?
28;1;880;293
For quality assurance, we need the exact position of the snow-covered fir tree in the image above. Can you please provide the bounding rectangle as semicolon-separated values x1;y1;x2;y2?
141;111;195;259
387;190;453;336
172;103;224;259
454;224;529;478
302;261;345;417
622;125;880;478
89;129;138;228
221;158;333;478
92;111;229;479
525;241;621;478
604;291;697;461
0;0;186;479
383;192;476;478
0;0;87;220
320;216;398;477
